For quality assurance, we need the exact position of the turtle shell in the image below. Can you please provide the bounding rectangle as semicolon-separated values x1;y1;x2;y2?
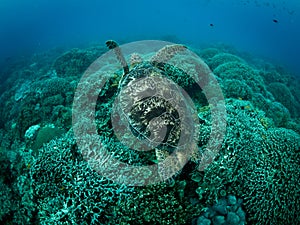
119;62;161;88
115;61;196;151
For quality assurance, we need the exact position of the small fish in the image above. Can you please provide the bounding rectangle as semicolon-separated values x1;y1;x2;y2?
273;19;278;23
210;23;214;27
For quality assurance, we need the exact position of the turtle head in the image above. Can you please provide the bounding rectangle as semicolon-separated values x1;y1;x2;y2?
106;40;118;49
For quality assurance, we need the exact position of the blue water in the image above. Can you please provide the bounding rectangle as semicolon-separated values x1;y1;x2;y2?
1;0;300;74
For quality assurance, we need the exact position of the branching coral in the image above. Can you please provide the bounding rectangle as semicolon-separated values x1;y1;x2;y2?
241;128;300;224
30;132;199;224
194;98;300;224
31;132;136;224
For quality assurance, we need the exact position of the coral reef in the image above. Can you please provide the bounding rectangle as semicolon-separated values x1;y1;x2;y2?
267;82;300;117
53;46;106;77
193;195;246;225
193;98;300;224
0;182;13;222
29;132;199;224
0;41;299;225
0;75;76;139
30;133;135;224
207;53;245;70
241;128;300;224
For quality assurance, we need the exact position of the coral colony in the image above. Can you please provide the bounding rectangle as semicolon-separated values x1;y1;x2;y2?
0;40;299;225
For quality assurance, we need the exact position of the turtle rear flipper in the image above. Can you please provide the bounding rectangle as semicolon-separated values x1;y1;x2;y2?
150;44;187;68
106;40;129;74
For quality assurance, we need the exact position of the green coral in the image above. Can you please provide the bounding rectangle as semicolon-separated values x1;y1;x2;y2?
194;98;300;224
30;132;199;224
265;101;291;127
31;132;135;224
53;46;106;77
214;61;268;96
14;76;76;136
260;69;287;84
208;53;244;70
0;180;13;222
30;77;75;99
28;124;65;153
241;128;300;224
195;99;267;202
1;42;300;225
114;181;197;224
221;79;253;100
267;82;299;117
208;55;299;130
0;145;36;224
198;48;220;61
213;61;250;77
251;93;291;127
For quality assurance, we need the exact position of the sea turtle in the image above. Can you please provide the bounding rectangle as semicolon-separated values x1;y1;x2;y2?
106;40;188;89
106;40;198;178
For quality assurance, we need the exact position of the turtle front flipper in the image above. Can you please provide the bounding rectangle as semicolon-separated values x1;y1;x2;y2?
106;40;129;74
150;44;187;68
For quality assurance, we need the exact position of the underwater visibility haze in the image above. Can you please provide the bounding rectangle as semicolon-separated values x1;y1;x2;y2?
1;0;300;73
0;0;300;224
